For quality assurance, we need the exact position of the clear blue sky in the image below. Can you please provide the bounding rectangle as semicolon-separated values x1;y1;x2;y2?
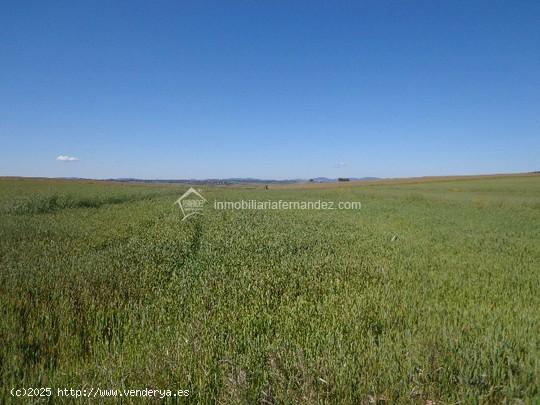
1;1;539;179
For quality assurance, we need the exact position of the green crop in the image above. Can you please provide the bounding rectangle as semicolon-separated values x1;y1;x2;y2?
1;176;539;403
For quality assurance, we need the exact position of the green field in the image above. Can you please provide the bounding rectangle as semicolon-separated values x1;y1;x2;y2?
1;175;539;403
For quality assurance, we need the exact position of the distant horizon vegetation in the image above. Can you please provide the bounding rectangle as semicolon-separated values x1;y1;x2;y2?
1;171;539;185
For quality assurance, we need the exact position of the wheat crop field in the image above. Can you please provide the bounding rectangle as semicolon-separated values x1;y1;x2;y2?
1;175;539;403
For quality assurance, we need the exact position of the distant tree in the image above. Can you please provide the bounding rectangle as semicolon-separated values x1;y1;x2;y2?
338;178;350;182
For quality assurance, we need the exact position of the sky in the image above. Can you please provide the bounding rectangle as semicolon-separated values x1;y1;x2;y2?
1;1;539;179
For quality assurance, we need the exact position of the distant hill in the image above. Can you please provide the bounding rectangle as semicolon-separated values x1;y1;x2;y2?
104;178;306;185
104;177;381;185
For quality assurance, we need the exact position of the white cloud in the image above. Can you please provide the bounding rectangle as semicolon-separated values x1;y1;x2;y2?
334;161;347;168
56;155;79;162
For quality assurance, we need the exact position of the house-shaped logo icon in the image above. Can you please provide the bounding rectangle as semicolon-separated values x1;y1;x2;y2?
174;187;207;221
